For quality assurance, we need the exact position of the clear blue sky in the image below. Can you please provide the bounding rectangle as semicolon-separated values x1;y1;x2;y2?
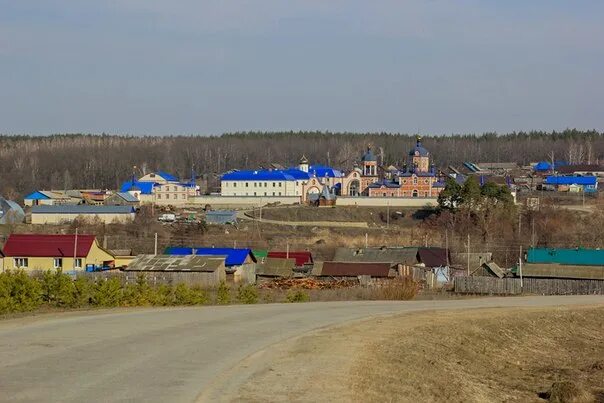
1;1;603;135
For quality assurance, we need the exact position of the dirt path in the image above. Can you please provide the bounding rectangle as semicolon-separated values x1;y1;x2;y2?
230;306;604;402
238;209;369;228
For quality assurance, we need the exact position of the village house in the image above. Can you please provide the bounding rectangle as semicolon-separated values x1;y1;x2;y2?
31;205;135;224
120;171;199;206
1;234;115;271
543;175;598;193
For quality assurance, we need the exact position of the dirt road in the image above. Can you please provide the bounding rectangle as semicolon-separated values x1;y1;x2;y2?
237;209;369;228
0;296;601;402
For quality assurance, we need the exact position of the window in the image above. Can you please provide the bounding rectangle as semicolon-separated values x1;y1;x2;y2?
264;183;267;187
402;179;407;184
14;258;28;268
424;192;428;197
413;177;418;184
53;258;63;269
425;179;429;184
233;183;237;188
173;186;177;192
157;194;161;199
279;182;282;187
74;258;82;269
272;192;275;196
254;183;257;187
279;192;282;196
181;194;186;199
254;192;257;196
245;182;249;187
273;182;276;187
383;192;387;197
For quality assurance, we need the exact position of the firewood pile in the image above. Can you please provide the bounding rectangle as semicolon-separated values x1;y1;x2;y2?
259;278;357;290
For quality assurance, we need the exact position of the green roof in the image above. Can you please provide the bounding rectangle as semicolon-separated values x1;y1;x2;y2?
252;249;268;258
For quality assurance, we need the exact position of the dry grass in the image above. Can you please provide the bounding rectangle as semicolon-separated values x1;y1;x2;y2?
351;307;604;403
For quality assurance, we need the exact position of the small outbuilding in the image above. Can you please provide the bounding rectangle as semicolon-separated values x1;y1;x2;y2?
124;254;227;287
0;197;25;224
256;257;296;278
205;210;238;225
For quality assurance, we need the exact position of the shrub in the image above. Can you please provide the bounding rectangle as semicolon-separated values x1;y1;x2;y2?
173;283;208;305
92;278;123;307
378;278;418;301
236;284;259;304
40;270;78;307
122;274;153;306
216;281;231;305
0;270;42;314
72;276;93;307
286;289;310;303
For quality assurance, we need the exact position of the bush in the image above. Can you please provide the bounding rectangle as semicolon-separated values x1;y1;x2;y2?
173;283;208;305
122;274;153;306
40;270;78;307
236;284;259;304
92;278;123;307
216;281;231;305
286;289;310;303
72;276;93;307
378;278;418;301
0;270;43;314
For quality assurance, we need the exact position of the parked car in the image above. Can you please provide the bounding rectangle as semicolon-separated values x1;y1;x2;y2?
158;213;176;222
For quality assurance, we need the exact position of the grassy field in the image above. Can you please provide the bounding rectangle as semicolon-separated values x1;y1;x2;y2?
234;306;604;402
247;205;428;226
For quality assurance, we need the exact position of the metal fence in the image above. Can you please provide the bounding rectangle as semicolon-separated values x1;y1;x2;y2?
454;276;604;295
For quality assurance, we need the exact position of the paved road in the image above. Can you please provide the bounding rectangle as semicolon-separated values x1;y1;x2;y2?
0;296;602;403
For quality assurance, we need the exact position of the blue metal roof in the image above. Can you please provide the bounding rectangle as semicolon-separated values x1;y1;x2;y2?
156;171;178;181
24;191;51;200
120;180;156;195
164;247;255;266
544;176;597;186
282;169;312;180
308;165;344;178
221;170;296;181
527;248;604;266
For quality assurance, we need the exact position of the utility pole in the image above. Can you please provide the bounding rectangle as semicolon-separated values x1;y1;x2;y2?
445;229;450;267
424;234;428;247
286;242;290;259
519;245;523;291
386;202;390;229
531;217;536;247
365;233;368;249
466;234;470;276
73;228;79;271
518;211;522;237
154;232;158;256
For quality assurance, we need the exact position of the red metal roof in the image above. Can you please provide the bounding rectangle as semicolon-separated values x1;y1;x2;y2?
268;251;313;266
2;234;97;258
320;262;393;277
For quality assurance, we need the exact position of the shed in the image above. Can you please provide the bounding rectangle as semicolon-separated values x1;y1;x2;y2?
527;248;604;266
256;257;296;278
125;254;227;287
332;247;419;266
473;262;506;278
105;192;140;207
267;251;313;267
318;262;395;278
164;247;256;267
514;263;604;280
205;210;238;225
417;247;449;268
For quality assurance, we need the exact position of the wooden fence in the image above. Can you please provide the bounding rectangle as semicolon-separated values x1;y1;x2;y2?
76;271;226;288
454;276;604;295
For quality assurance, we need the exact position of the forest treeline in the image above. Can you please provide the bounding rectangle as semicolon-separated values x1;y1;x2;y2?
0;129;602;199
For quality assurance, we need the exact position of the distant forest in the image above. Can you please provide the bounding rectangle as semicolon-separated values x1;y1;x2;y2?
0;129;602;199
